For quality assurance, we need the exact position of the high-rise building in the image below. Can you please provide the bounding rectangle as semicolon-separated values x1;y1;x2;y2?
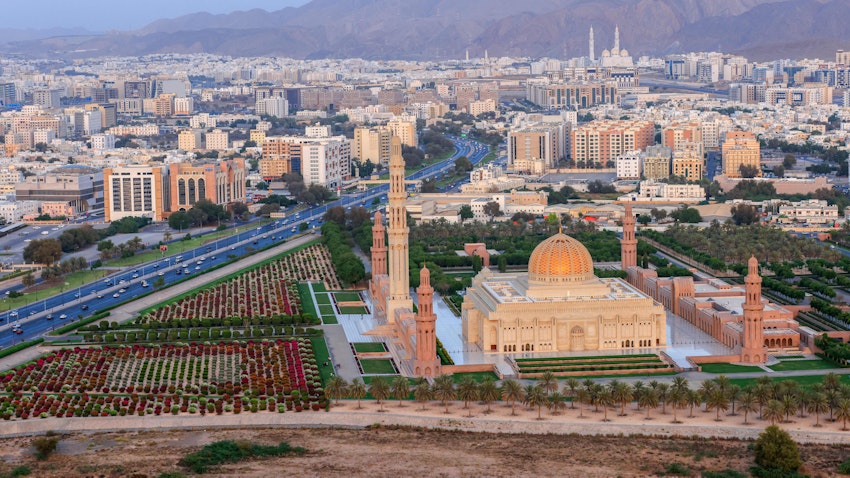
168;158;245;212
837;49;850;66
387;118;418;148
0;83;17;106
260;135;350;187
663;123;703;154
571;120;654;168
508;125;564;174
256;97;288;118
722;130;760;178
103;165;169;222
353;126;392;165
173;97;194;116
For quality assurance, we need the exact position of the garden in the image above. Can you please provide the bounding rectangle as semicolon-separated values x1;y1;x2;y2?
514;354;673;377
0;339;329;420
137;244;340;325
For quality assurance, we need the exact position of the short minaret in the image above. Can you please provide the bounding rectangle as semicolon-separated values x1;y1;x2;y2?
589;25;595;61
413;264;440;377
370;211;387;277
741;255;766;364
386;136;412;321
621;203;637;270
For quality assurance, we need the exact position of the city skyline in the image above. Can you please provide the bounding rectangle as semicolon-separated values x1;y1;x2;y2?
2;0;308;31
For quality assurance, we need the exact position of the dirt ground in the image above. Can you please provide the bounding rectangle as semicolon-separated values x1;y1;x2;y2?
0;425;846;478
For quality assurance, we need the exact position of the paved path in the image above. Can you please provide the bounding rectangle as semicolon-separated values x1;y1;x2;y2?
1;406;848;445
323;324;361;381
0;234;319;373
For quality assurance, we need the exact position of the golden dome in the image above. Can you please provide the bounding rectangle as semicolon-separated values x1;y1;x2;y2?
527;232;594;284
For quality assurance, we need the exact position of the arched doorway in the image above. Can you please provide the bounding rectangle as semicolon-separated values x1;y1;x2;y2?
570;326;585;352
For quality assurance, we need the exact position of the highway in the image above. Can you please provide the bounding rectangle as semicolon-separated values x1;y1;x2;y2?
640;79;727;96
0;137;491;349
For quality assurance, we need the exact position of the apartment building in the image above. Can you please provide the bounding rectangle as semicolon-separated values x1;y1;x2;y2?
722;131;760;178
168;158;246;212
570;120;654;168
103;165;168;222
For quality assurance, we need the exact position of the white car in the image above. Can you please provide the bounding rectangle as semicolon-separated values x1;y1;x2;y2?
113;293;120;298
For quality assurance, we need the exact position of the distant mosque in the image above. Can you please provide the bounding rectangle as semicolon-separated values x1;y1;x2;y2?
590;25;634;68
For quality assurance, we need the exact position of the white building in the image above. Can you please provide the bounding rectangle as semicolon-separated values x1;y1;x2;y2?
173;97;194;116
777;199;839;225
90;133;116;151
205;129;229;151
300;138;350;188
0;200;39;223
103;165;167;222
256;97;288;118
305;125;332;138
616;150;642;179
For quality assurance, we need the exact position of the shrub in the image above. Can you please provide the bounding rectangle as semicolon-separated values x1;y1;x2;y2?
179;440;306;474
10;466;31;477
702;470;747;478
664;463;690;476
754;426;802;473
32;435;59;460
840;459;850;475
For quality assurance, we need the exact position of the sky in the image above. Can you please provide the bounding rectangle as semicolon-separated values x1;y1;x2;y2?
3;0;310;31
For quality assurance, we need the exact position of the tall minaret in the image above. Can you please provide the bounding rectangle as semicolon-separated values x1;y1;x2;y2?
741;255;766;363
386;136;412;321
413;265;440;377
621;203;637;270
589;25;595;61
614;25;620;52
371;210;387;277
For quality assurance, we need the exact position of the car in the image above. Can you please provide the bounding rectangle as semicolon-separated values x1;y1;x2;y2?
175;269;182;275
59;314;67;320
118;288;126;293
210;256;216;260
113;293;120;298
158;271;164;276
46;314;53;320
183;269;190;274
195;266;200;270
119;279;126;285
40;231;49;235
141;281;149;288
103;279;110;284
81;305;89;311
253;240;258;245
74;293;81;298
196;261;202;266
29;311;35;316
97;294;104;299
131;274;139;279
230;246;235;250
12;328;22;335
9;311;18;318
153;263;159;268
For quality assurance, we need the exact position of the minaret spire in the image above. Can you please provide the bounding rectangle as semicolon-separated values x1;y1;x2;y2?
589;25;595;62
413;264;440;377
385;135;412;321
614;24;620;52
741;255;766;363
621;202;637;270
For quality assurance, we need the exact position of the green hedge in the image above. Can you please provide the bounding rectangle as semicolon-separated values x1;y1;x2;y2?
436;337;454;365
0;338;44;360
50;312;111;336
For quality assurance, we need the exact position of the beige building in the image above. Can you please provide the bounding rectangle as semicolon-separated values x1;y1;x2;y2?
508;125;564;173
777;199;839;225
178;130;202;151
571;120;654;168
103;165;169;222
642;145;672;180
387;118;417;148
672;142;704;181
722;130;760;178
462;232;666;353
205;129;229;150
168;158;246;213
353;126;391;164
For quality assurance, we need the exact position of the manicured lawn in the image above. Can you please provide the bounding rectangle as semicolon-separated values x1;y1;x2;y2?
700;363;765;374
315;294;331;305
452;371;498;383
353;342;386;353
312;282;328;293
360;358;397;374
310;336;333;385
334;292;362;302
321;315;338;325
318;304;335;315
768;359;841;372
338;306;368;315
514;353;658;363
774;355;805;359
298;282;317;318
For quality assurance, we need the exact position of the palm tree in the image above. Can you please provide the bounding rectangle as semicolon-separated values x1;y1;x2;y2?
598;388;615;422
671;377;689;395
781;394;799;423
525;386;548;420
686;389;701;418
797;390;811;419
706;388;730;421
348;378;367;409
739;392;756;425
763;399;784;426
523;384;538;410
669;388;688;424
727;385;742;416
548;392;567;416
563;378;580;409
391;376;411;407
501;379;524;416
639;388;659;420
656;383;670;415
713;375;731;395
539;371;559;396
836;398;850;431
433;374;456;414
753;383;772;419
808;392;829;428
823;372;841;391
826;389;840;422
589;383;604;413
326;376;349;406
457;377;479;417
611;381;633;416
478;378;500;414
414;382;432;411
369;376;390;412
575;387;590;418
699;381;716;413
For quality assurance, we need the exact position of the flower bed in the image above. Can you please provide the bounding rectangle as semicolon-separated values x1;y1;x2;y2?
139;244;340;324
0;340;328;421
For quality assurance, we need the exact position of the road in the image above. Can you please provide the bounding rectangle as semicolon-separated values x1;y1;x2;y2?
706;151;719;181
0;137;490;349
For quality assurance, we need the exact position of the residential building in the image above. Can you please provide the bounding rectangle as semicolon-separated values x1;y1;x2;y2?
387;118;418;148
571;120;654;168
777;200;839;225
205;129;229;150
508;125;563;174
0;201;39;223
256;97;288;118
616;150;642;179
353;126;392;164
173;97;194;116
103;165;169;222
526;81;618;109
261;135;350;187
90;133;116;151
672;142;704;181
178;130;202;151
722;130;760;178
642;145;672;180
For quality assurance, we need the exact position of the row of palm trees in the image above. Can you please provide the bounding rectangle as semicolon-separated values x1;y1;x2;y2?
325;372;850;429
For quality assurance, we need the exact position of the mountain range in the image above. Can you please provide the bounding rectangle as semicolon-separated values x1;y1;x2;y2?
2;0;849;61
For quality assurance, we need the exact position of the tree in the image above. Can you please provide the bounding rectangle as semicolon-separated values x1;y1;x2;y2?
482;201;502;220
637;214;652;226
454;156;473;173
153;276;165;288
231;202;249;221
414;382;432;411
731;204;760;226
497;255;507;273
21;273;35;288
23;239;62;265
587;180;617;194
808;392;829;427
836;398;850;431
610;381;634;416
348;379;367;409
739;164;760;178
32;435;59;460
368;376;390;412
706;388;730;421
324;206;347;227
501;379;524;416
256;203;281;217
457;377;479;417
650;208;668;222
772;165;785;178
255;181;269;190
754;425;802;473
763;399;784;426
168;211;191;231
640;388;659;420
524;385;548;420
391;376;411;407
548;392;567;416
783;153;797;169
459;205;473;223
479;378;500;414
670;206;702;224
